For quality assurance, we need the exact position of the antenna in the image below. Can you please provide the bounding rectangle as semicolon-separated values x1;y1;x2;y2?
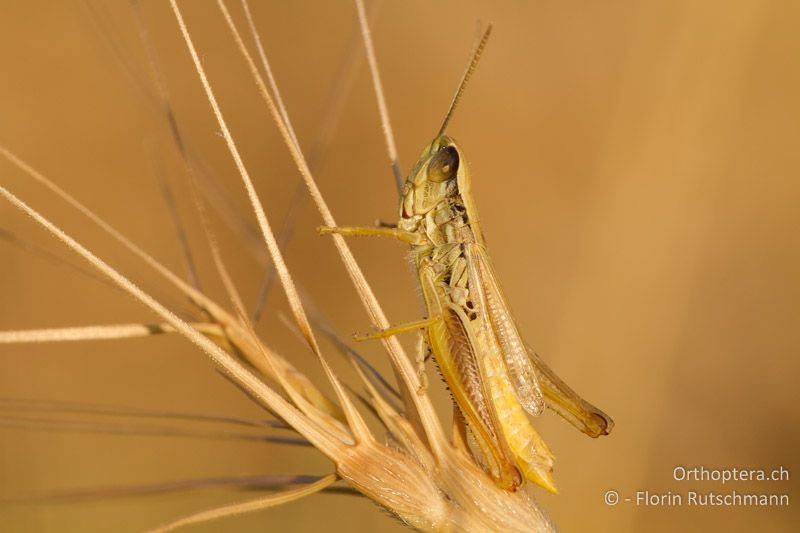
437;23;493;138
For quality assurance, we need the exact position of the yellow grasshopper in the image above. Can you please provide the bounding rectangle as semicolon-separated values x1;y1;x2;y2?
320;26;612;493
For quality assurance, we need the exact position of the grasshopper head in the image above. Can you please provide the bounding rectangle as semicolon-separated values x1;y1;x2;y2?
400;24;490;224
401;135;472;217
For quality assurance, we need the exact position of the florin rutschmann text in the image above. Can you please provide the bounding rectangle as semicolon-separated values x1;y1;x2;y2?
603;466;790;508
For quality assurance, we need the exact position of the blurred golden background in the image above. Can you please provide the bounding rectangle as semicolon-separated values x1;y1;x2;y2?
0;1;798;531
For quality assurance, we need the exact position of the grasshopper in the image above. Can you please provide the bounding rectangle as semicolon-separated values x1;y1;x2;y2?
320;26;612;493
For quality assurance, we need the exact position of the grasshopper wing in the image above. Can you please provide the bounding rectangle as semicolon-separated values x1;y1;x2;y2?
464;243;613;436
465;244;546;417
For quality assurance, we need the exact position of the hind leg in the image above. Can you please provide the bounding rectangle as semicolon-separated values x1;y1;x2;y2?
415;332;431;395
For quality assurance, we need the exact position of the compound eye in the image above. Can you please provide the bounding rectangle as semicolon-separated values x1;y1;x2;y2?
427;146;459;182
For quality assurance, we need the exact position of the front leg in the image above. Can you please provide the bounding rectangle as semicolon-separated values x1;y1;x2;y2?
353;316;440;342
317;225;424;245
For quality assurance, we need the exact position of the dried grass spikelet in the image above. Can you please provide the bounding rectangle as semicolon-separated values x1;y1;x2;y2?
0;0;556;530
0;154;553;531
